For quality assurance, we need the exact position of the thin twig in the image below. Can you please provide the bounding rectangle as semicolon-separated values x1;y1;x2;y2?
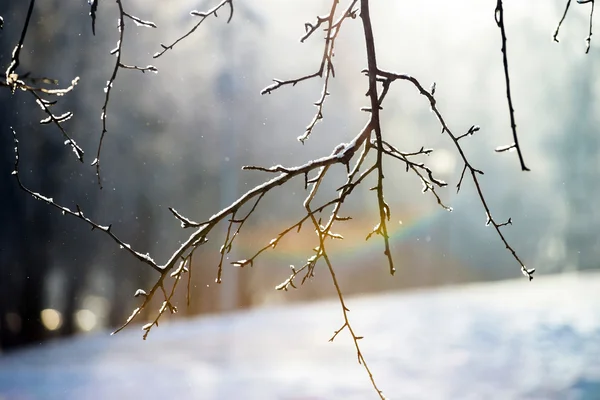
553;0;572;42
376;69;535;280
261;0;358;143
11;128;161;274
585;0;596;53
495;0;530;171
94;0;157;187
5;0;36;87
153;0;234;58
361;0;394;277
30;90;84;162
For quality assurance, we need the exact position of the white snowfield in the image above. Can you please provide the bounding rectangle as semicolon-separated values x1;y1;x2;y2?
1;272;599;400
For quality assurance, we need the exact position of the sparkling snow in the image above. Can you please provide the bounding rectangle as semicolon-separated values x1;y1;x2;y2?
1;272;599;399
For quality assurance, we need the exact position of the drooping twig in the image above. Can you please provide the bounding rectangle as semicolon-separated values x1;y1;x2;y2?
376;69;535;281
216;193;265;283
361;0;394;277
301;122;384;398
554;0;596;52
2;0;84;162
153;0;234;59
494;0;530;171
5;0;36;88
261;0;358;143
31;89;84;161
374;140;451;211
94;0;157;187
11;128;161;273
553;0;572;42
585;0;596;53
89;0;99;35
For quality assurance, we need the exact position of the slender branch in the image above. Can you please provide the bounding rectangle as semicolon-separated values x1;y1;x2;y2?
494;0;530;171
376;69;535;280
5;0;36;87
89;0;99;35
553;0;572;42
30;89;84;162
187;252;194;306
374;140;451;211
153;0;234;59
217;192;264;282
585;0;596;53
2;1;83;163
139;258;188;340
118;63;158;73
260;72;321;95
554;0;596;53
11;128;161;274
302;128;384;398
261;0;358;143
94;0;157;187
322;250;383;399
361;0;394;276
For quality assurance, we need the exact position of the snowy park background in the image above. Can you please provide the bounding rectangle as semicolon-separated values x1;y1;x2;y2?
1;272;599;399
2;1;600;399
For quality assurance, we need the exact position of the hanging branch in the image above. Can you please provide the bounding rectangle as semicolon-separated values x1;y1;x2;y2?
360;0;395;276
152;0;234;59
553;0;572;42
553;0;596;52
494;0;530;171
375;70;535;281
585;0;596;53
89;0;99;35
5;0;36;88
261;0;358;143
2;0;83;162
10;129;161;274
94;0;157;188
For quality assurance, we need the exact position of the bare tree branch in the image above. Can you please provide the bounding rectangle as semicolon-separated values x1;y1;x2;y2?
495;0;530;171
10;128;162;274
89;0;99;35
553;0;596;52
94;0;157;188
376;69;535;280
153;0;234;59
553;0;572;42
3;0;83;162
261;0;358;143
585;0;596;53
361;0;394;277
5;0;35;89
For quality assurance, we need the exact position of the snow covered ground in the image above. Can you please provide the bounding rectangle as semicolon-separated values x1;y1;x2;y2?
1;272;599;400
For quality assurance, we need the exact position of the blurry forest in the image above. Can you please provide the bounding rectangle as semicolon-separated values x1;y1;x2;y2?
1;0;599;351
